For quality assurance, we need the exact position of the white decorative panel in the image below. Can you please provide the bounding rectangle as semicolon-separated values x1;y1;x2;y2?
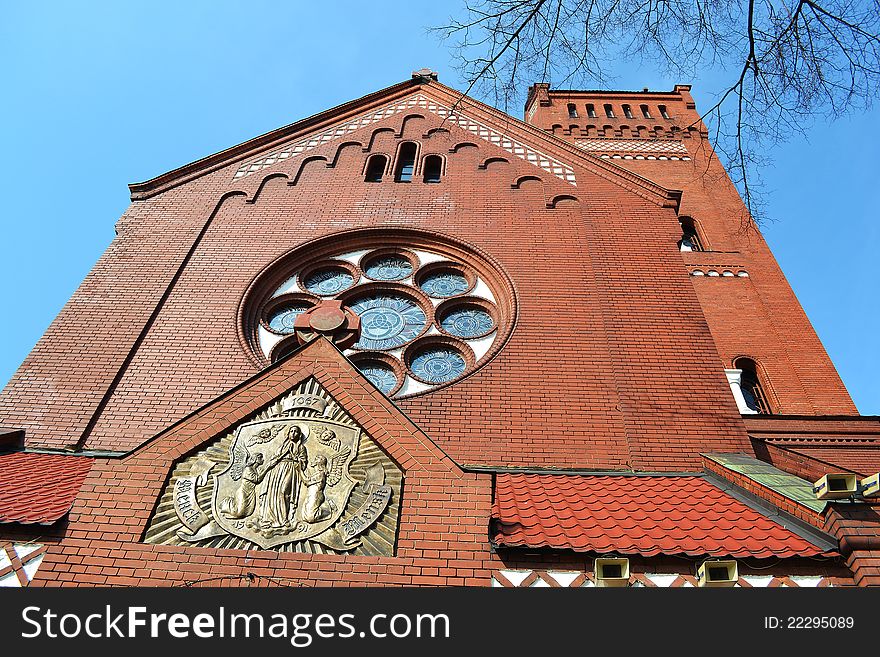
234;94;577;186
0;543;46;587
498;570;532;587
547;571;582;587
576;138;689;155
0;571;21;587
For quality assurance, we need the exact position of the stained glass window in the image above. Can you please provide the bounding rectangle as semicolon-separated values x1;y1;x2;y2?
419;271;469;298
267;303;311;334
356;361;398;394
349;295;427;350
302;268;354;296
363;256;413;281
410;347;467;383
440;307;494;338
260;243;507;398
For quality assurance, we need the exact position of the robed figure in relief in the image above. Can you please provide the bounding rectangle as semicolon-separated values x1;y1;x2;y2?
257;425;307;533
211;414;364;549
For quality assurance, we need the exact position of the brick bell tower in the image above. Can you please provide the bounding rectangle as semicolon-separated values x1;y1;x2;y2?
0;70;878;587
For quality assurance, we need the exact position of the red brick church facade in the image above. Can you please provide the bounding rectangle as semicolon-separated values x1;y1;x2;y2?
1;71;877;587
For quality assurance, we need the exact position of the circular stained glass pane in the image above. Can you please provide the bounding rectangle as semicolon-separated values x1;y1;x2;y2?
267;303;311;334
419;271;469;298
364;256;413;281
410;347;467;383
302;268;354;296
349;295;427;350
356;361;398;394
440;307;494;338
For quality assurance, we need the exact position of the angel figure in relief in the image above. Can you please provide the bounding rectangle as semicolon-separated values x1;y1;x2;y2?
300;430;350;524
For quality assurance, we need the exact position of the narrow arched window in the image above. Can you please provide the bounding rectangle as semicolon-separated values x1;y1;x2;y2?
604;104;615;118
364;154;387;183
586;104;597;118
640;104;651;119
567;103;578;119
735;358;772;414
622;104;634;119
659;105;671;119
679;217;703;252
394;142;417;182
423;155;442;183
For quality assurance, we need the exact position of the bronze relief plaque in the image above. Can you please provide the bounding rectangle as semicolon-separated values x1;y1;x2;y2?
145;380;401;556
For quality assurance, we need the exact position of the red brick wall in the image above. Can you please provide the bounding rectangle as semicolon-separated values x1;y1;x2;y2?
0;191;220;449
529;86;857;415
0;83;750;470
750;441;841;482
787;447;880;476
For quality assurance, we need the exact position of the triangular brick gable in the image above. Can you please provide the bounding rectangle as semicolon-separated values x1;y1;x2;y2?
36;337;495;585
130;79;680;210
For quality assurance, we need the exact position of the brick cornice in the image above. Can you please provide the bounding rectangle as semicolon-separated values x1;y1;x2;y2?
838;534;880;554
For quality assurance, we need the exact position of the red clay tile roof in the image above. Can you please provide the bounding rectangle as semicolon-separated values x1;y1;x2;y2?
0;452;93;524
492;473;831;558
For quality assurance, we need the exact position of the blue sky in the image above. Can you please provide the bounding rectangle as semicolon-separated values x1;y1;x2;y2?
1;2;877;414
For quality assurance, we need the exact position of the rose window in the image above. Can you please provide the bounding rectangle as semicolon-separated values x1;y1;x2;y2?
247;231;515;399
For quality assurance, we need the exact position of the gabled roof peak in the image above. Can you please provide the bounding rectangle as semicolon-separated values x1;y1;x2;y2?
128;75;681;210
412;68;439;81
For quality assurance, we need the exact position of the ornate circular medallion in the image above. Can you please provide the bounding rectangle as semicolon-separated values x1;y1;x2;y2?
356;360;399;394
363;256;413;281
440;307;495;338
349;295;427;350
268;303;311;334
308;305;346;331
303;268;354;296
419;271;470;298
409;347;467;383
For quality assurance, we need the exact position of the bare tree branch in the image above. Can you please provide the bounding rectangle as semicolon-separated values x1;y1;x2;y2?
431;0;880;223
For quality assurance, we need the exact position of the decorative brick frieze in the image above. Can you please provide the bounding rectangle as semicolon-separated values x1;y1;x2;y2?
235;94;578;185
